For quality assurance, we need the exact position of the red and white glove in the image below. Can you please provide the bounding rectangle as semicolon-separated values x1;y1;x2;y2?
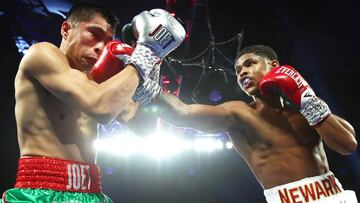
260;65;331;127
91;40;133;83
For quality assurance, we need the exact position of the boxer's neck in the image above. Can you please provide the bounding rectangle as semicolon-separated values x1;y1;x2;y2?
253;95;284;111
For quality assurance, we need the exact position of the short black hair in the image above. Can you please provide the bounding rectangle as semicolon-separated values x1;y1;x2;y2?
66;1;119;32
236;45;279;62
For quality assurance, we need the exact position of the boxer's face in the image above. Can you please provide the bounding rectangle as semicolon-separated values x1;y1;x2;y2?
235;53;277;96
61;14;114;71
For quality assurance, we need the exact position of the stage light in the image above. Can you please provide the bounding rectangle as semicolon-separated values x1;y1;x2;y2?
142;131;187;159
225;142;233;149
150;106;158;113
94;123;233;159
93;139;102;150
112;135;141;156
160;75;183;97
185;141;193;150
194;138;219;152
106;167;114;175
14;36;37;55
94;133;141;156
216;140;224;150
41;1;72;19
209;90;222;103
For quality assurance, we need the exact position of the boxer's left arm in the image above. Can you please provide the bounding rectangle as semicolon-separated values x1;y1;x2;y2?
115;91;238;134
315;114;356;155
149;92;238;133
260;65;357;155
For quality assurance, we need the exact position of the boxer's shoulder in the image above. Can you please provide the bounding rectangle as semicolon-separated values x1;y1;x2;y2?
27;42;59;55
217;100;256;120
220;100;248;108
20;42;66;74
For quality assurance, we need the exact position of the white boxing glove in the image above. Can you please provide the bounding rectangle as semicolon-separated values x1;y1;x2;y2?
127;9;185;81
132;8;185;59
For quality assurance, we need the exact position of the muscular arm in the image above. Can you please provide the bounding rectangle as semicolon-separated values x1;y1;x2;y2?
149;92;237;133
316;114;357;155
21;42;140;124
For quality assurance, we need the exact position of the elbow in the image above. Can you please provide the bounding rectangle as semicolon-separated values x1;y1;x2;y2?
339;140;358;155
89;103;124;125
342;130;358;155
88;109;116;125
346;140;358;154
94;112;116;125
85;93;128;124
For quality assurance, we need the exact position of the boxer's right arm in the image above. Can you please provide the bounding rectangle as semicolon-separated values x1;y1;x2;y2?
20;42;139;124
260;65;357;155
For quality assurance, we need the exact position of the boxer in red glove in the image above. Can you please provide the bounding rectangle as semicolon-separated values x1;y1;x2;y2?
150;45;358;202
3;2;185;203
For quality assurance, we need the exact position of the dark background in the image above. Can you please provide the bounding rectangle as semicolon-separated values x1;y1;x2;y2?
0;0;359;202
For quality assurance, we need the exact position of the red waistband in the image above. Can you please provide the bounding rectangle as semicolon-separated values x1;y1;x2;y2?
15;157;102;193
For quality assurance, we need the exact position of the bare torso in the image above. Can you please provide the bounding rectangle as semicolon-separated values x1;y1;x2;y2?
226;100;329;189
15;67;98;163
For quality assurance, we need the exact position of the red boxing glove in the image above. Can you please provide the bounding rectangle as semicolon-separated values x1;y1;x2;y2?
91;40;134;83
260;65;331;126
260;65;309;106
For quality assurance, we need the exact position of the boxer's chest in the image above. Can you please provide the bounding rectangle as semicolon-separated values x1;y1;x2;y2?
228;106;318;155
48;101;98;147
77;112;98;140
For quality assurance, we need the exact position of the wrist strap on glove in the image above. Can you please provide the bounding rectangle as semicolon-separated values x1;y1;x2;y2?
127;44;161;81
300;95;331;127
133;78;162;105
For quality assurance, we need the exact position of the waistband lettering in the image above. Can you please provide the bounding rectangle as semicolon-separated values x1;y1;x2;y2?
278;174;342;203
66;163;91;191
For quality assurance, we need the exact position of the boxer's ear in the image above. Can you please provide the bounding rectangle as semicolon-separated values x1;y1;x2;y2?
265;59;279;72
61;21;71;39
270;60;279;68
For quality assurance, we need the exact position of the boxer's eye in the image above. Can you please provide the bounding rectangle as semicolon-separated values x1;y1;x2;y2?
245;60;255;68
236;67;242;74
88;27;106;41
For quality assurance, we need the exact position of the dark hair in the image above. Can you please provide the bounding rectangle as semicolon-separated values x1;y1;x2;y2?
66;2;119;32
236;45;279;62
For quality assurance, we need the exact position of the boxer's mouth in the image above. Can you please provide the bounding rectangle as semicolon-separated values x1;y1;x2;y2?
84;57;98;65
240;76;253;89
